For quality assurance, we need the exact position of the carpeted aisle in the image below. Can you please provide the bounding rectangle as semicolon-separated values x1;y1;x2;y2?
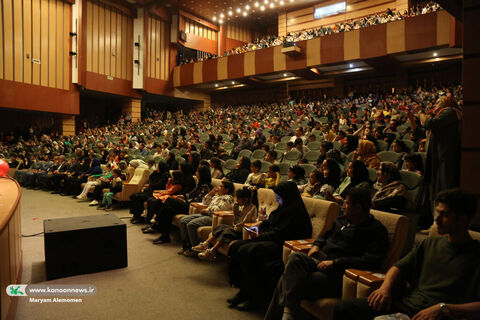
16;189;264;320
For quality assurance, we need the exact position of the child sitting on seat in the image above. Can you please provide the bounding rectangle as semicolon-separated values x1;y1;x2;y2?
98;169;123;211
192;188;258;261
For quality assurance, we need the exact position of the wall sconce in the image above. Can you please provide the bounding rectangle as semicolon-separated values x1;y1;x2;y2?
69;32;77;37
69;51;77;56
134;60;140;64
134;42;140;47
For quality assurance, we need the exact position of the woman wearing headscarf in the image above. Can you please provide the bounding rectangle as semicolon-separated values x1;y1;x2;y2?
225;156;251;184
325;160;372;204
353;139;381;170
372;162;407;212
340;134;359;155
227;182;312;311
166;151;178;171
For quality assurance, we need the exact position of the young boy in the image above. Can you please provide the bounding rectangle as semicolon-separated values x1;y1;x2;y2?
98;169;123;211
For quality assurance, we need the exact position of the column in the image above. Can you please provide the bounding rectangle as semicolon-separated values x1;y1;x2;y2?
62;115;75;136
461;0;480;225
122;99;141;123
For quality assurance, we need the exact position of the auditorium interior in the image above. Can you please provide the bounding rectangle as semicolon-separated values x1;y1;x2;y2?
0;0;479;319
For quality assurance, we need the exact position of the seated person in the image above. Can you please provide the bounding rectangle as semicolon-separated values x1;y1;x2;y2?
245;160;265;187
288;165;307;185
353;140;381;170
298;169;323;197
209;157;224;179
76;163;112;200
227;182;312;311
326;160;372;205
265;150;279;165
265;188;389;320
334;188;480;320
150;165;212;244
178;180;235;256
97;169;123;211
372;162;407;212
402;153;423;177
225;156;251;184
264;165;281;189
192;187;258;261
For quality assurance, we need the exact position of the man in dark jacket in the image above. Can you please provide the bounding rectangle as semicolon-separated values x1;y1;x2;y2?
265;188;389;320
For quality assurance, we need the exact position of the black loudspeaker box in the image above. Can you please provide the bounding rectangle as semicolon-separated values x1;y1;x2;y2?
44;214;127;280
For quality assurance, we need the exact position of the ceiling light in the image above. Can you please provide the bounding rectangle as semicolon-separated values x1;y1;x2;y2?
236;7;241;13
260;5;265;10
280;0;284;4
242;11;247;16
433;52;438;57
246;4;250;10
219;19;223;23
213;16;217;21
349;63;353;68
215;84;219;87
269;2;274;8
228;10;233;15
290;0;294;2
231;81;235;84
254;2;259;7
220;13;224;18
283;73;287;77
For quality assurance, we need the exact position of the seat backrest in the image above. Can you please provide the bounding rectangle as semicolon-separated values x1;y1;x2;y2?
251;149;266;160
304;150;320;163
303;197;340;237
378;151;401;164
283;150;301;161
237;149;252;160
125;167;136;183
278;163;290;175
370;210;409;272
275;142;287;151
399;170;423;210
376;140;389;152
307;141;321;151
367;168;377;182
129;168;148;185
332;141;342;151
223;159;238;171
281;136;292;143
260;161;272;173
300;164;317;177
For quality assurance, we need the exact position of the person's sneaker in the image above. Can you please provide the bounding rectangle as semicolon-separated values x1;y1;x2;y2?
76;195;87;200
96;205;106;210
191;241;209;253
104;206;113;212
152;235;170;244
177;248;186;255
198;248;216;261
183;250;197;258
89;200;99;206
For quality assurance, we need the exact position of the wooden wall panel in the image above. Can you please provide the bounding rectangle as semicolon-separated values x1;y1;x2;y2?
255;47;274;75
386;20;405;53
180;62;194;86
244;51;255;76
321;33;344;64
13;0;23;82
115;12;122;78
32;0;41;85
86;0;93;72
92;0;99;73
109;5;115;76
48;0;56;87
436;10;450;46
0;0;3;79
217;57;228;80
405;12;436;51
306;38;321;67
105;7;111;76
121;14;127;79
227;54;244;79
127;17;133;81
273;45;286;71
344;29;360;61
99;4;105;74
23;0;32;84
286;40;307;71
360;23;386;59
56;1;64;88
202;58;218;83
193;62;203;84
156;20;161;79
3;0;14;80
63;0;69;90
146;15;169;81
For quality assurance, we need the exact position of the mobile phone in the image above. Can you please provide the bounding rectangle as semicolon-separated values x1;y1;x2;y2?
244;226;259;234
311;250;328;261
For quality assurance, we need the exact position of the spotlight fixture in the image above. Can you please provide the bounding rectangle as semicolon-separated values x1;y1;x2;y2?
69;32;77;37
69;51;77;56
220;13;224;18
254;2;259;7
349;63;353;68
219;19;223;23
243;11;247;16
280;0;284;4
246;4;250;9
283;73;287;77
134;42;140;47
213;16;217;21
269;2;274;8
134;59;140;64
228;10;233;15
236;7;241;13
260;5;265;10
290;0;294;2
433;52;438;57
264;0;268;4
231;81;235;84
215;84;219;87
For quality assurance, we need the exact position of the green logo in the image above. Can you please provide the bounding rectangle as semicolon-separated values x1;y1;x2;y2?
6;285;27;296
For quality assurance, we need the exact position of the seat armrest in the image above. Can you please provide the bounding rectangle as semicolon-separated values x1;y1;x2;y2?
190;202;208;210
345;268;385;287
213;210;234;217
284;239;315;250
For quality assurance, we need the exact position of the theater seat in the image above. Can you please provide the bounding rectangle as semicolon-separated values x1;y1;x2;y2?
113;168;150;202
